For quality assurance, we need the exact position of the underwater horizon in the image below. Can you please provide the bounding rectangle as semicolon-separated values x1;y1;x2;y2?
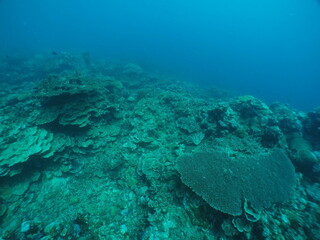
1;0;320;111
1;1;320;240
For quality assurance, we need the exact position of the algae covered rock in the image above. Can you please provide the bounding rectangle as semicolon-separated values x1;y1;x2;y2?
233;95;271;119
286;132;319;180
304;107;320;138
270;102;304;133
287;133;317;165
177;149;296;216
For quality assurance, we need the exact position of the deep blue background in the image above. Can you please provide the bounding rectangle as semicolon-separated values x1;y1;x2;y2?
1;0;319;110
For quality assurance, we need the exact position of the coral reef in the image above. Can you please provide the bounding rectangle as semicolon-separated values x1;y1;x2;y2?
0;53;320;239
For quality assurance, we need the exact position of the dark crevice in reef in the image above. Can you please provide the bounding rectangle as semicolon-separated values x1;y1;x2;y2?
0;155;54;186
40;118;89;135
40;92;88;107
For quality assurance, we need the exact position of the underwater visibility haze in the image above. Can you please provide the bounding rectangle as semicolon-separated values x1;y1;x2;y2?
1;0;320;110
0;0;320;239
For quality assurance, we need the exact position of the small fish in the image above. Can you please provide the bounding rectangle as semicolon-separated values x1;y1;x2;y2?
52;51;58;55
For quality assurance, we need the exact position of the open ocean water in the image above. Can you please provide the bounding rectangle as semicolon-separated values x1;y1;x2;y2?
1;0;320;110
0;0;320;239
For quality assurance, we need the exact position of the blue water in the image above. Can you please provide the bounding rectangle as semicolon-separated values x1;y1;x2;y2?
1;0;319;110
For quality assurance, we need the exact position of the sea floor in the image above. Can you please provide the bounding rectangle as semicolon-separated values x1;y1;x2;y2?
0;53;320;240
